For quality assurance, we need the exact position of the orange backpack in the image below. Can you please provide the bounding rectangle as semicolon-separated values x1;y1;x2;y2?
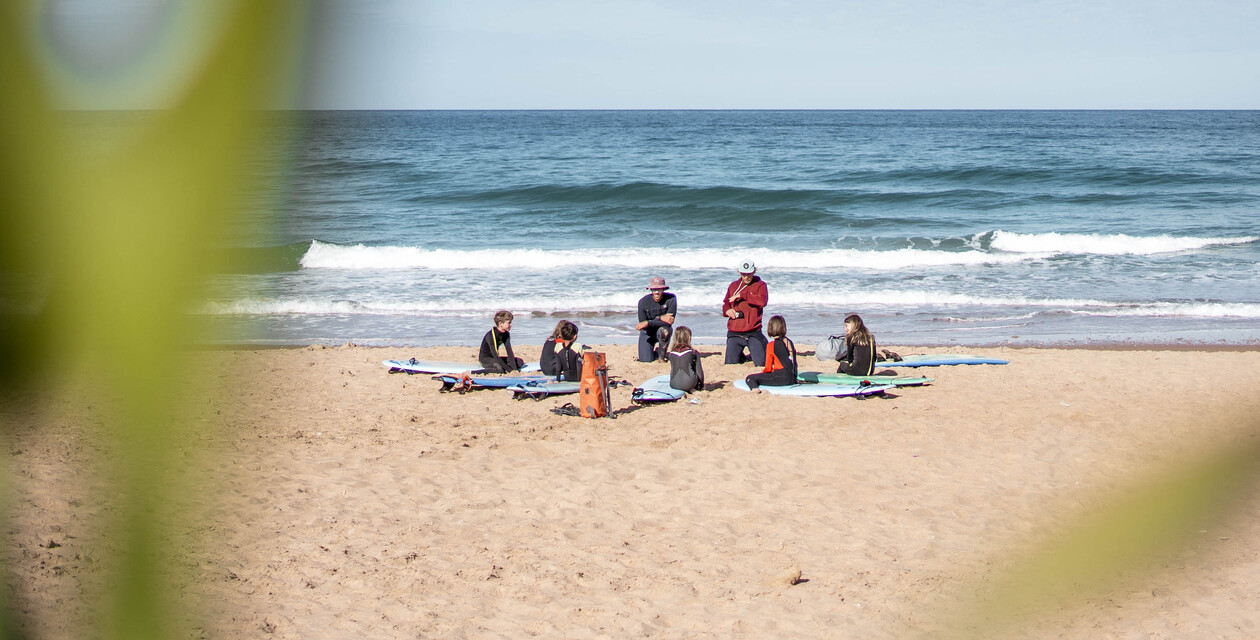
578;351;609;419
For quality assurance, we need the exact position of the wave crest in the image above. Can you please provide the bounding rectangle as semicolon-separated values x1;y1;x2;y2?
298;240;1036;271
989;230;1256;255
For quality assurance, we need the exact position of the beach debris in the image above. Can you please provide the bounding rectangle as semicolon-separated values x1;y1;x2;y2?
780;568;803;586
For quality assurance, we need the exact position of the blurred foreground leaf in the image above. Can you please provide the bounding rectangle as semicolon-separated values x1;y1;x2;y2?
1;1;304;638
932;438;1260;639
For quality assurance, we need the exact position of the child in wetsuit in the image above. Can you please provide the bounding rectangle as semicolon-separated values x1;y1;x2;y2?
667;326;705;393
836;313;876;376
540;320;581;381
744;315;797;392
478;310;525;373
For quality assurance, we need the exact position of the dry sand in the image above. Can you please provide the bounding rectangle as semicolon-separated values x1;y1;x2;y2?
6;344;1260;639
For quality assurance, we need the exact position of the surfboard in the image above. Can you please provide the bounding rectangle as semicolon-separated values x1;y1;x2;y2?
432;374;551;391
733;379;893;397
384;359;541;374
506;380;581;399
878;354;1008;368
797;371;933;386
631;374;687;403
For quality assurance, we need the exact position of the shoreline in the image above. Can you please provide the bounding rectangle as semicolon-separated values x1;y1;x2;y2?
183;340;1260;353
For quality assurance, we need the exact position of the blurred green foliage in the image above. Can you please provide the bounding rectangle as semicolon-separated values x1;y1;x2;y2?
1;2;1256;639
1;1;303;637
927;439;1260;639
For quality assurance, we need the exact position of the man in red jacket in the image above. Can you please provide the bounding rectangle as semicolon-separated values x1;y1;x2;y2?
722;259;769;366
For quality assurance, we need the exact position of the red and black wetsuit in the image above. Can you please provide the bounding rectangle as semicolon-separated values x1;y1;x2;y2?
744;337;797;389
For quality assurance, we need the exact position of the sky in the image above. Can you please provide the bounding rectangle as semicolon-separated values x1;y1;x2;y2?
32;0;1260;109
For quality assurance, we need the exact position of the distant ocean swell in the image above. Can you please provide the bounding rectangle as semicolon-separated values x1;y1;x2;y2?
291;232;1256;271
404;181;1247;211
385;162;1247;202
825;165;1233;188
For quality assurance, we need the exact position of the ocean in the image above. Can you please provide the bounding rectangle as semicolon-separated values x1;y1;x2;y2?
201;110;1260;348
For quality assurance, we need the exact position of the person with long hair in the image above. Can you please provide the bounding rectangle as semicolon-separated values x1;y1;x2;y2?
837;313;877;376
540;319;581;380
744;315;797;393
666;326;704;393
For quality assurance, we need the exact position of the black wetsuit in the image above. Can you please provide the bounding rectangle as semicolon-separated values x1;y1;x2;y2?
668;348;705;392
540;338;559;375
837;336;876;376
542;338;582;380
637;292;677;362
478;328;523;373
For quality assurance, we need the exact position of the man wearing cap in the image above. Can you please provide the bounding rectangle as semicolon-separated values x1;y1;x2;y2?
723;260;768;366
636;276;677;362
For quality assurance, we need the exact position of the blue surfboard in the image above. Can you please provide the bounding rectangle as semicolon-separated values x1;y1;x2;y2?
432;374;551;390
879;354;1008;368
385;359;541;374
631;374;686;403
506;380;581;399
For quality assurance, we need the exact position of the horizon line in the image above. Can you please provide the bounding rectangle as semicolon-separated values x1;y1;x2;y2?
59;107;1260;113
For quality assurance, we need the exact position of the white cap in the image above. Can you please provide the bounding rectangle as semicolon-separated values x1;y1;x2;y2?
738;259;756;274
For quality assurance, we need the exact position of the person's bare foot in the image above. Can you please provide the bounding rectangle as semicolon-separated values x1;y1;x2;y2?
750;388;762;394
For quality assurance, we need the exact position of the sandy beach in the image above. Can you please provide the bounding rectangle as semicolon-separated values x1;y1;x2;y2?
6;344;1260;639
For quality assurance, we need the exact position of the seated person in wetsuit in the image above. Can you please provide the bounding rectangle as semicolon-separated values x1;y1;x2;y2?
836;313;877;376
744;315;797;393
636;276;677;362
478;310;525;373
667;326;704;393
540;319;582;381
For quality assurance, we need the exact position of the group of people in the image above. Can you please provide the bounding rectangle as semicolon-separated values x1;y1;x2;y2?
476;311;584;381
477;260;878;394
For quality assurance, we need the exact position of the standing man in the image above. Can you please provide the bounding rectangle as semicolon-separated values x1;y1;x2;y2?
723;260;768;366
637;276;677;362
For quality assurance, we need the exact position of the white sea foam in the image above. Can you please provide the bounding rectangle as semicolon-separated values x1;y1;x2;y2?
990;230;1257;255
200;289;1260;319
1071;302;1260;318
297;232;1256;272
298;240;1040;271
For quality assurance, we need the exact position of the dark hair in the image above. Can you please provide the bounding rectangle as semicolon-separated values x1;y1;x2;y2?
669;325;693;352
493;310;514;325
550;319;578;342
766;315;787;338
844;314;873;346
558;320;578;342
549;320;566;340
